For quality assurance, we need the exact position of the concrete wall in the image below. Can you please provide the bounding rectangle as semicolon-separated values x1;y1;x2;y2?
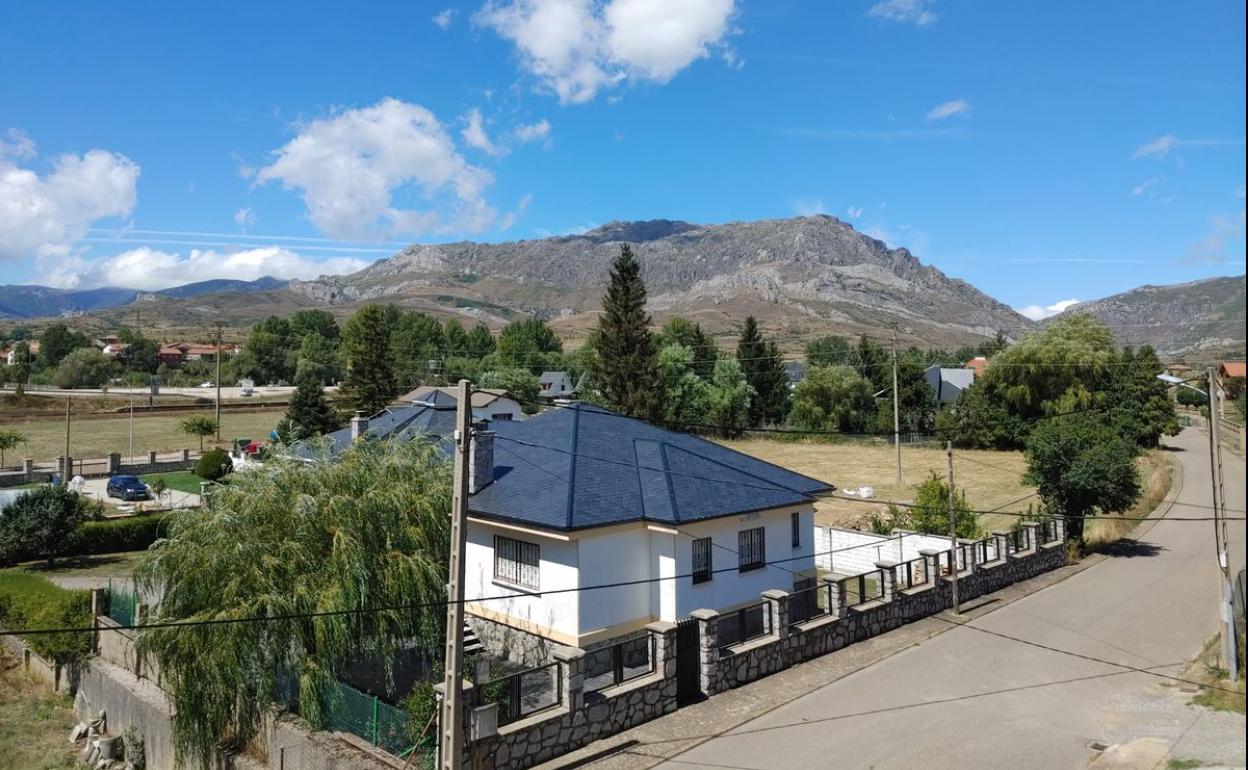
577;526;652;632
0;633;76;694
820;527;898;574
464;520;580;642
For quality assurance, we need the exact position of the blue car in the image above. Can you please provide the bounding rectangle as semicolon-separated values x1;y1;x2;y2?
106;475;150;501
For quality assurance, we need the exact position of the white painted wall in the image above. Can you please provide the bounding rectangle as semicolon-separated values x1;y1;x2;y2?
464;521;579;640
577;526;654;633
476;397;525;422
819;527;974;576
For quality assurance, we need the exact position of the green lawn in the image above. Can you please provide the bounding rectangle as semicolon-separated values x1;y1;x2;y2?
15;552;144;581
141;470;204;495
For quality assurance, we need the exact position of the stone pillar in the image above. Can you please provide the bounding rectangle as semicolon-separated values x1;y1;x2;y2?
874;561;897;602
551;644;585;714
646;620;678;679
471;702;498;741
89;587;106;653
433;680;476;768
147;450;158;466
22;458;33;478
919;548;941;582
58;456;67;476
761;589;790;639
993;531;1012;561
181;448;190;462
1054;516;1067;543
823;575;846;619
1022;522;1041;552
107;453;121;474
690;608;721;696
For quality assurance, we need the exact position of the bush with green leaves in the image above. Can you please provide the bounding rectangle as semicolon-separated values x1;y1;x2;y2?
63;514;172;556
195;448;233;481
902;472;979;539
0;485;85;567
0;572;91;662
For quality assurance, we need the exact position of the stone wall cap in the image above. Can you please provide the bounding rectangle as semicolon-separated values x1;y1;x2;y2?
917;548;941;556
873;560;898;569
689;608;719;621
760;589;789;600
645;620;677;633
550;644;586;662
1021;521;1041;527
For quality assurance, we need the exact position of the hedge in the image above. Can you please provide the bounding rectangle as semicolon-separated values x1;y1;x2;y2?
63;514;174;557
0;571;91;663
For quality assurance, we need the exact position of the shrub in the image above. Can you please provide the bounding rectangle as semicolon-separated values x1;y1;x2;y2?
63;515;173;557
195;448;233;481
0;572;91;662
0;485;84;566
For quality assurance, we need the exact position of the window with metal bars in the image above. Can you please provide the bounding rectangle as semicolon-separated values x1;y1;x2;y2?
791;511;800;548
494;535;540;590
738;527;765;572
692;538;713;584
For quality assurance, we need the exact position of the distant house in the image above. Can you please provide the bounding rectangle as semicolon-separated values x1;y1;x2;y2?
156;341;238;368
923;366;975;405
537;371;576;401
157;345;186;368
101;342;129;358
964;356;988;378
397;385;525;422
3;341;39;366
93;335;122;350
784;361;807;390
1219;362;1246;381
293;397;461;461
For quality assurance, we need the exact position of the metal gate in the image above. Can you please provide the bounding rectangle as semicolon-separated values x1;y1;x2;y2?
675;617;702;705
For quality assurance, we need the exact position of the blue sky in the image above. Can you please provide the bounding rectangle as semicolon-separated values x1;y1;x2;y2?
1;1;1244;318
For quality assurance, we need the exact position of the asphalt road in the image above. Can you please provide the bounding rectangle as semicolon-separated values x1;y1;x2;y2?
657;428;1246;770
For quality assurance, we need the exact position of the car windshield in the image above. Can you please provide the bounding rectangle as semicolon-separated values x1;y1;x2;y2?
114;476;142;485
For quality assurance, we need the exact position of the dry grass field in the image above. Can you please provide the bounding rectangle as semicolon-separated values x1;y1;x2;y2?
4;409;284;461
0;650;77;770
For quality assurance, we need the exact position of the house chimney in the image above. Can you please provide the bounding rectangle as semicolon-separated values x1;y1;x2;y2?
351;410;369;441
469;421;495;494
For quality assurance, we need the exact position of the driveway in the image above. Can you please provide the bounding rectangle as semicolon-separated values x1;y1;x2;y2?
77;476;200;511
653;428;1245;770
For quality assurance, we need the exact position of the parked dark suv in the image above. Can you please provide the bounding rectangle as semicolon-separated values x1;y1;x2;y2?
106;475;150;501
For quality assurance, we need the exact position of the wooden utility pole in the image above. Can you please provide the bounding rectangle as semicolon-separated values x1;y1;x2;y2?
214;323;223;442
62;396;71;487
947;441;960;615
891;327;901;485
1206;367;1238;680
439;379;473;770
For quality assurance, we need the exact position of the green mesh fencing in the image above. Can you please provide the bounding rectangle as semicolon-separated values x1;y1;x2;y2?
321;679;420;760
106;578;138;627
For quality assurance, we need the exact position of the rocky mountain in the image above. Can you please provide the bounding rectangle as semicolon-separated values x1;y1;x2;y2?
1049;274;1246;355
0;277;287;320
287;216;1035;347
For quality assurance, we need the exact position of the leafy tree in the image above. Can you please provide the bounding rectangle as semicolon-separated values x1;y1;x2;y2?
442;319;470;358
876;361;937;434
135;438;451;768
117;326;160;374
295;333;340;385
288;309;340;342
237;316;297;385
658;344;712;427
902;472;979;539
736;317;789;426
38;323;90;369
1101;346;1179;448
281;372;340;441
789;365;876;433
656;317;717;378
0;485;84;567
1024;414;1141;542
805;335;852;368
195;447;233;481
9;341;32;395
55;348;115;389
705;357;753;437
854;335;891;393
391;310;444;386
466;324;496;358
341;304;398;416
591;244;658;419
1176;376;1208;407
0;428;26;468
179;415;219;452
496;318;562;371
480;368;540;412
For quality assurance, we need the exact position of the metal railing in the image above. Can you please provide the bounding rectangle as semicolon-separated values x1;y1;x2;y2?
971;537;999;565
842;570;884;608
1006;527;1031;554
718;602;771;651
1041;518;1059;543
480;661;562;726
938;546;969;576
787;584;831;627
895;556;929;590
105;578;138;627
584;635;655;695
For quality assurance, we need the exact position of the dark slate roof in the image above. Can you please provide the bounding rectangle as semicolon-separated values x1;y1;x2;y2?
291;399;458;460
470;403;833;531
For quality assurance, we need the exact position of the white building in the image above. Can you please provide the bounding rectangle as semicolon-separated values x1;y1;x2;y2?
537;371;577;401
461;403;831;654
398;385;526;422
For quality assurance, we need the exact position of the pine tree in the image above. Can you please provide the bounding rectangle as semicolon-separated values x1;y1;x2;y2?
341;304;398;416
736;316;789;426
283;372;340;441
592;244;658;419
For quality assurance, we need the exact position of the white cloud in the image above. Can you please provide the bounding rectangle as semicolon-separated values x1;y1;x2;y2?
498;193;534;231
37;246;369;291
254;98;498;240
432;8;455;29
925;99;970;121
1016;298;1081;321
461;108;506;156
475;0;736;104
868;0;937;26
514;118;552;144
1132;133;1178;159
1187;209;1246;264
1131;176;1162;196
0;133;140;262
846;205;864;219
233;207;257;229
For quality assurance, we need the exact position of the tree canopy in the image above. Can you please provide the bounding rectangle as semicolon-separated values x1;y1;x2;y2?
590;244;658;419
736;317;789;427
341;304;399;415
0;485;85;567
789;365;876;433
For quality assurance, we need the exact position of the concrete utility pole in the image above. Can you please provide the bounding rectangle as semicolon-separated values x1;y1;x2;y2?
62;396;71;487
128;385;135;460
1206;367;1238;680
439;379;473;770
214;323;223;442
947;441;960;615
891;327;902;485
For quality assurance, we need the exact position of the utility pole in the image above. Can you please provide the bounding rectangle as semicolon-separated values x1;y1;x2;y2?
439;379;473;770
891;327;901;485
128;385;135;460
62;396;71;487
947;441;960;615
214;323;223;443
1206;367;1238;680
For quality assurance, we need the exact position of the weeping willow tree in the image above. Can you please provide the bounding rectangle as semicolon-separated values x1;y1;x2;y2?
134;437;451;767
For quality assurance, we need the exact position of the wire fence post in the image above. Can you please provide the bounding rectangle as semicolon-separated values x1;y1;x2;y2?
371;695;379;746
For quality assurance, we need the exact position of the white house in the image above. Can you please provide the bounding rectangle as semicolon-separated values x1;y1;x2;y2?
461;403;832;655
398;385;526;422
537;371;576;401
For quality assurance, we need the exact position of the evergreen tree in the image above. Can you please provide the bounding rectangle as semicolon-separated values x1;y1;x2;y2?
466;324;496;358
656;317;717;378
443;319;470;358
591;244;658;419
736;317;789;426
341;304;398;415
282;371;340;441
